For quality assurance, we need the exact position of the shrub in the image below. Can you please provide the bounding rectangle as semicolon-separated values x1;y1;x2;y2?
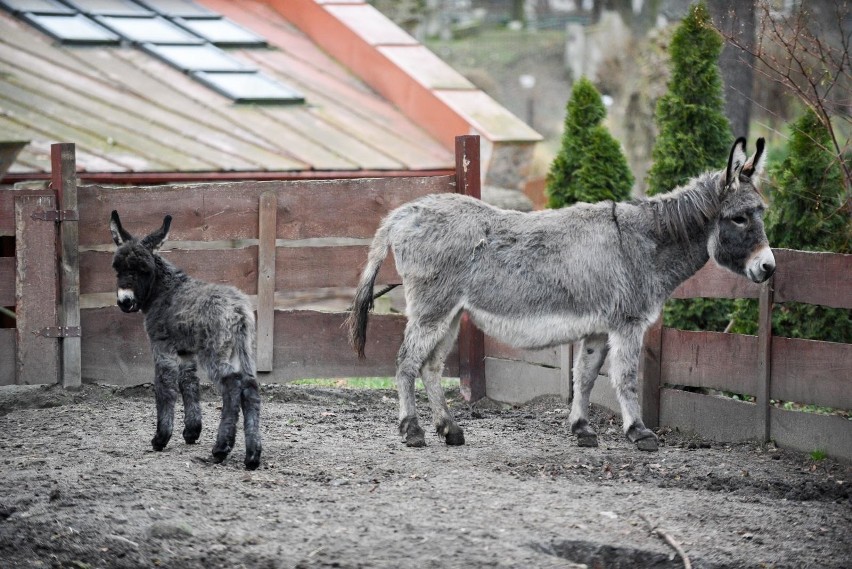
545;77;633;208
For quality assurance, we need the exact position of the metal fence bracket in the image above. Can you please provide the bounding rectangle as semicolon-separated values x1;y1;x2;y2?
35;326;81;338
31;209;78;222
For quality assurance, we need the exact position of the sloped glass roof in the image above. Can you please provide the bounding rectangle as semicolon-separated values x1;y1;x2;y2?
136;0;214;18
0;0;73;14
174;17;266;47
95;14;204;44
22;12;120;44
64;0;151;16
194;71;305;104
143;43;250;72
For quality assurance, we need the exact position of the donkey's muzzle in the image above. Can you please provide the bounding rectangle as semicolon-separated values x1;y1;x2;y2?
746;247;776;283
117;288;139;312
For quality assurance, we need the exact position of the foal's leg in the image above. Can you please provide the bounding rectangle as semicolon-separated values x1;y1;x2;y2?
422;312;464;445
205;351;243;463
177;356;202;444
240;375;262;470
396;318;452;447
609;328;658;451
151;350;180;451
567;334;609;448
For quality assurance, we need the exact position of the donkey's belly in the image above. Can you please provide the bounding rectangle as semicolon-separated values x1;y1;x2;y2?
465;307;605;350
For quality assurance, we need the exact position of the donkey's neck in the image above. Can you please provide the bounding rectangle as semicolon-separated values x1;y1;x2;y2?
646;172;722;293
144;255;190;310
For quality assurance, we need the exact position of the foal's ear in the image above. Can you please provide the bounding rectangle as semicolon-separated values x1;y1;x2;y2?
109;210;133;246
724;137;748;188
140;215;172;252
741;137;766;184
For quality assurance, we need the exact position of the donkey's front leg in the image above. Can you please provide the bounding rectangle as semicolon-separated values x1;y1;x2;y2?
178;357;202;444
568;334;608;448
151;355;180;451
240;376;262;470
609;329;658;451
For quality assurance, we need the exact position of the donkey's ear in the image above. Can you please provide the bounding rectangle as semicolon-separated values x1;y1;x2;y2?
109;210;133;246
725;137;748;188
742;137;766;183
140;215;172;252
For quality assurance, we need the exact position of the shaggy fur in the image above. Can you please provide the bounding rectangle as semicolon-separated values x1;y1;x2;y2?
348;138;774;451
110;211;261;470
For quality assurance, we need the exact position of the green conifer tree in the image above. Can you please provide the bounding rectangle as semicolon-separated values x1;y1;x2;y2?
545;77;633;208
646;1;731;196
648;2;734;332
730;110;851;342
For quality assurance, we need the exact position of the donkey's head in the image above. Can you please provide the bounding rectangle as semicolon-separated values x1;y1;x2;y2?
109;211;172;313
708;137;775;284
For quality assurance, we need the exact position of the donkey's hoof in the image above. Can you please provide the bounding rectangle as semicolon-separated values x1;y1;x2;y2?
244;455;261;470
627;425;659;452
577;433;599;448
636;437;659;452
400;417;426;448
445;430;465;446
151;434;170;451
183;425;201;445
211;445;232;463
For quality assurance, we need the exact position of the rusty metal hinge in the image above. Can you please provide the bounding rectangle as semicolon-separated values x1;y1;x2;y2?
31;210;78;222
34;326;81;338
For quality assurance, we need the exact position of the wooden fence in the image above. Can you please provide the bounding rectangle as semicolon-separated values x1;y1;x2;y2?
1;137;849;459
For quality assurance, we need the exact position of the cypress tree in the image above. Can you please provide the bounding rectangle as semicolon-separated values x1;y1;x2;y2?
649;2;734;332
545;77;633;208
646;1;731;196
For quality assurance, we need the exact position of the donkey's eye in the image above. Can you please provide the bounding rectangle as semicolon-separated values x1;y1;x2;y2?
731;215;748;226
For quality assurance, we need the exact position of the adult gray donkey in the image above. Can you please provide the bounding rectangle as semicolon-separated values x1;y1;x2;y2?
348;137;773;452
110;211;261;470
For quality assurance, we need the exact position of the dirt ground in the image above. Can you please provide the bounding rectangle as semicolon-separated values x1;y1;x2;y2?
0;383;849;569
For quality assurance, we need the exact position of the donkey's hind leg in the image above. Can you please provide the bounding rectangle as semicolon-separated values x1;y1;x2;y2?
151;350;180;451
422;312;464;446
240;376;262;470
609;328;658;452
177;356;202;444
568;334;608;448
396;317;456;447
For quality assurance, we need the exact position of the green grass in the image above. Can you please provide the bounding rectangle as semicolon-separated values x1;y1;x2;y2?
291;377;459;390
810;449;828;461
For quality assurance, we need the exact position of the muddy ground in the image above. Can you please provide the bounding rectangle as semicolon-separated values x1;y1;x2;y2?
0;383;849;569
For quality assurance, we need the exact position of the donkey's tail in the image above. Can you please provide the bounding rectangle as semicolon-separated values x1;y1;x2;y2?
237;304;258;378
347;222;392;359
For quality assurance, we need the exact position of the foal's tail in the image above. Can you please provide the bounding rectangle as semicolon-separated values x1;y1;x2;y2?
347;222;392;359
237;303;257;377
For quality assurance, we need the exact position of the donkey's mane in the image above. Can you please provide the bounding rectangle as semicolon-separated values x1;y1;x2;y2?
638;171;722;244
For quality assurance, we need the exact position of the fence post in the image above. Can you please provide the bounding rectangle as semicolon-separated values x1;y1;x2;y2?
256;190;277;373
756;276;774;442
559;343;574;401
641;317;663;428
454;135;486;402
51;143;81;389
15;195;60;385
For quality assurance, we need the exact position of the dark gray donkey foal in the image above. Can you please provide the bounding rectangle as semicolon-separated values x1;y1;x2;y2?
110;211;261;470
349;137;774;452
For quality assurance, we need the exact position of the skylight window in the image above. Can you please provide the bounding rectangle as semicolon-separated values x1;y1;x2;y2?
21;12;120;44
194;71;305;105
95;14;204;44
143;43;250;72
0;0;73;14
64;0;152;16
174;17;266;47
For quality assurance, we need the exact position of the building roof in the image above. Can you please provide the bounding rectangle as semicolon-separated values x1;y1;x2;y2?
0;0;541;184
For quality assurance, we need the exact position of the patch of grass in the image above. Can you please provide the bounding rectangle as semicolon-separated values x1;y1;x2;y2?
292;377;459;390
810;449;828;461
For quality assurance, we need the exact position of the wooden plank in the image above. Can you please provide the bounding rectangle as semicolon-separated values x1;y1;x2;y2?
0;329;14;386
455;135;485;402
0;256;13;306
773;249;851;309
484;357;563;404
659;388;760;441
640;317;663;428
559;344;573;401
77;175;455;246
53;143;81;389
770;337;852;410
755;278;773;442
0;187;54;236
671;260;761;299
256;191;276;372
80;307;150;386
483;336;560;367
80;245;401;295
770;406;852;461
15;194;59;385
659;328;758;395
